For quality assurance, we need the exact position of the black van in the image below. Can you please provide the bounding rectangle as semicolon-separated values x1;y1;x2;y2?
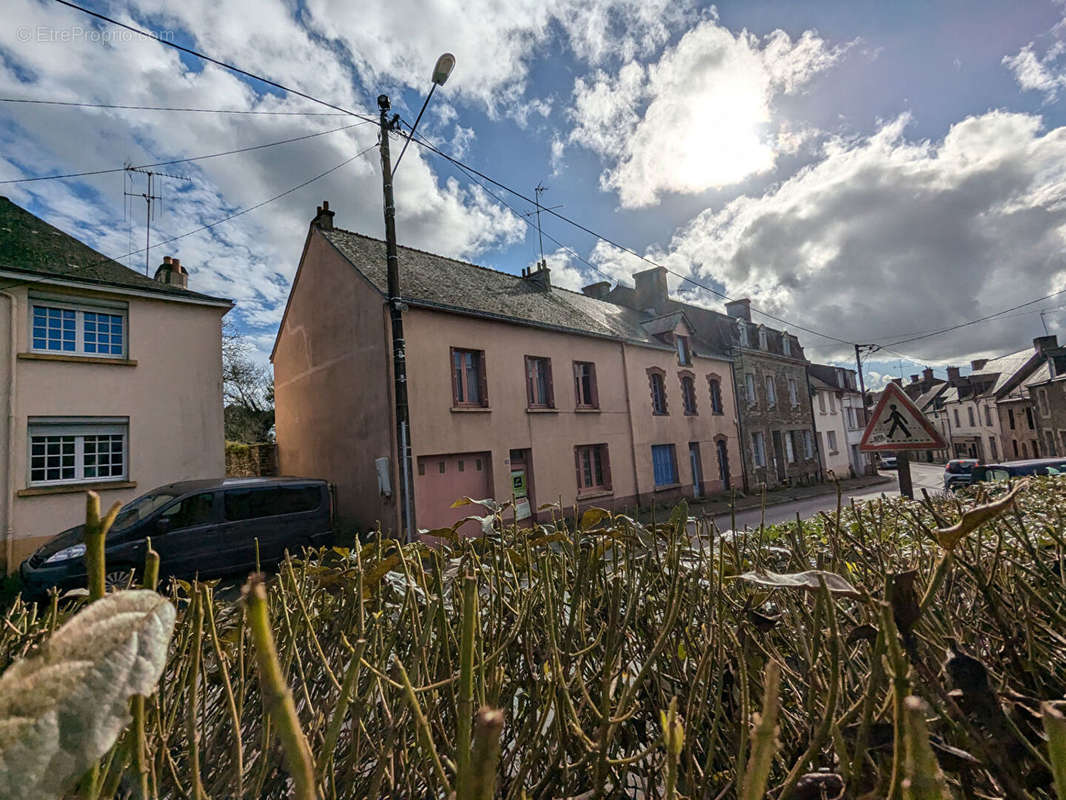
20;477;334;597
970;458;1066;484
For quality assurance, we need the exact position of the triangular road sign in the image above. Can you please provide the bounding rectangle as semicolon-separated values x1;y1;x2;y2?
859;381;946;451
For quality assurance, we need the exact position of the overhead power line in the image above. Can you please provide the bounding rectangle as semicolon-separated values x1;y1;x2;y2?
0;97;348;115
0;121;369;185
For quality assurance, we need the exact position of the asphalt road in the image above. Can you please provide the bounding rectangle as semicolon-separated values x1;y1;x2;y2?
711;461;946;530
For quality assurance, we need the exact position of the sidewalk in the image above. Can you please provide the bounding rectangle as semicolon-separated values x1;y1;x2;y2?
638;474;895;523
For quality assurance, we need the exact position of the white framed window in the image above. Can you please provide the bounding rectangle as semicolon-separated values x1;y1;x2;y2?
751;432;766;467
765;375;777;407
745;373;757;406
827;430;838;453
783;335;792;356
738;320;750;347
758;327;768;350
788;378;799;407
28;418;128;486
30;297;127;358
803;430;814;459
784;432;795;463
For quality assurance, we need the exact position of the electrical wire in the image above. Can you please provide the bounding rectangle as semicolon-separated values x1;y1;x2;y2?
0;120;370;185
0;97;349;115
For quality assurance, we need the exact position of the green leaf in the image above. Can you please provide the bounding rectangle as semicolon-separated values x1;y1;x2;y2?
579;507;610;531
0;590;176;800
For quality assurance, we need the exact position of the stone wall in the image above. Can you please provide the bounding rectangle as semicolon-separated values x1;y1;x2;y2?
225;443;278;478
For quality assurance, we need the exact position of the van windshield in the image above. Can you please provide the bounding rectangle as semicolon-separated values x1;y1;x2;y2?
110;490;182;535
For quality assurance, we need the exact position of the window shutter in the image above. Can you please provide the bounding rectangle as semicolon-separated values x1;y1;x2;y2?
601;445;612;488
573;362;581;406
526;357;535;405
546;359;555;407
590;363;599;408
477;351;488;406
574;447;583;490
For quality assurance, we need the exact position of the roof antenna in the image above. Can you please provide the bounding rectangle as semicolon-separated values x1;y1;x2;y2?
526;183;562;270
123;166;191;275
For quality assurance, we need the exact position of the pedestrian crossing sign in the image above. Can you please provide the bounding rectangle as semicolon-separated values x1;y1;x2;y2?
859;381;946;451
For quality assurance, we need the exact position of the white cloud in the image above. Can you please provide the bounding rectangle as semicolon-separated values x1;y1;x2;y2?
654;110;1066;362
570;17;846;207
1004;6;1066;100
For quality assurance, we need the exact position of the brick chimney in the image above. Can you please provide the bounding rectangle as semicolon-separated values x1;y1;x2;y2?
1034;334;1059;353
312;200;335;231
891;377;903;386
946;366;961;383
153;255;188;289
522;261;551;292
910;374;919;384
633;267;668;312
582;281;611;300
970;358;988;372
922;367;934;382
725;298;752;322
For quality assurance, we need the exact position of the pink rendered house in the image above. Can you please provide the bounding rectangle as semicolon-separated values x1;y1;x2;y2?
272;203;743;538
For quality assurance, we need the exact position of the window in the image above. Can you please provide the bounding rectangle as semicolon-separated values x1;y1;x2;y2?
451;348;487;407
954;408;961;427
675;335;691;366
984;405;993;426
758;327;768;350
575;445;611;492
573;361;598;408
784;432;795;463
989;437;998;460
160;493;216;530
751;432;766;468
827;430;838;454
652;444;679;486
828;393;837;414
1039;388;1050;417
525;356;554;408
681;374;698;415
783;336;792;356
31;300;127;357
649;370;668;414
1008;408;1016;429
788;378;798;408
224;486;320;521
803;430;814;459
1025;407;1034;429
738;320;750;347
708;377;724;414
968;406;975;427
818;392;826;413
745;373;757;407
28;419;128;486
765;376;777;407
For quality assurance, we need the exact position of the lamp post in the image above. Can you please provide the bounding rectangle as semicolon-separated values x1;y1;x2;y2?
379;53;455;542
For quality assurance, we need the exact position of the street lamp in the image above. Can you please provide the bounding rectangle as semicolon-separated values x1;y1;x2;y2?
378;53;455;542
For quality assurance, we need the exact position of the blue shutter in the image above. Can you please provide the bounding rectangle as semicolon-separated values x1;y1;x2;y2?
652;445;677;486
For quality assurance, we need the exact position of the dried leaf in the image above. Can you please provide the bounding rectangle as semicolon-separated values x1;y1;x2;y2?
579;507;610;531
734;570;861;598
449;497;500;512
935;481;1027;550
419;527;461;543
362;554;402;596
846;623;878;647
0;590;176;800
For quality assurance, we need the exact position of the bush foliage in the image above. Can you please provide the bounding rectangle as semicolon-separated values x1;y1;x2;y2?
3;480;1066;798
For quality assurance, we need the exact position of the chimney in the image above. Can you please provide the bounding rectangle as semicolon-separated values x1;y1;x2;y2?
946;366;961;383
910;374;919;384
1034;334;1058;353
313;200;335;231
922;367;934;382
522;261;551;292
582;281;611;300
634;267;668;312
891;377;903;386
153;255;188;289
725;298;752;322
970;358;988;372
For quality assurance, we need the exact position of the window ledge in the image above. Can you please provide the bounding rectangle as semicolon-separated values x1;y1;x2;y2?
577;488;613;500
575;407;601;413
526;407;558;414
18;480;136;498
450;406;491;413
652;412;669;417
19;352;136;367
653;482;682;493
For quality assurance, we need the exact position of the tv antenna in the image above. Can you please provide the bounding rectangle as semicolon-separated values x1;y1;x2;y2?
123;165;191;275
526;183;562;268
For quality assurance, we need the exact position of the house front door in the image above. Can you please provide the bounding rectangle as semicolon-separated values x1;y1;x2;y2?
716;439;730;490
771;431;786;483
689;443;703;498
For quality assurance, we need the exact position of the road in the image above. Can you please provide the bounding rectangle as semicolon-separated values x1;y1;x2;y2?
710;461;945;530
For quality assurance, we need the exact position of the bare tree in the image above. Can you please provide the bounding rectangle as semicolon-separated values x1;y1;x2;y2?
223;321;274;442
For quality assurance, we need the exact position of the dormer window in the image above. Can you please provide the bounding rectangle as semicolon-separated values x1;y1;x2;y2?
675;335;691;366
758;327;768;350
782;335;792;356
738;320;750;347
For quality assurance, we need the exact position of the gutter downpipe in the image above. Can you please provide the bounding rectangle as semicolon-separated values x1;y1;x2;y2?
2;291;16;572
728;355;750;493
620;341;642;511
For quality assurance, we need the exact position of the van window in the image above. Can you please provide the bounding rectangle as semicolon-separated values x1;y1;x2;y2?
161;493;216;530
224;486;320;521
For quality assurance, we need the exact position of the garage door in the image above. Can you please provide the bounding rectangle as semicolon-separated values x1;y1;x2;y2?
415;452;493;537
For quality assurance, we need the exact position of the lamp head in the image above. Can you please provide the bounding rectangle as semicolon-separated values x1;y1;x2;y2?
432;53;456;86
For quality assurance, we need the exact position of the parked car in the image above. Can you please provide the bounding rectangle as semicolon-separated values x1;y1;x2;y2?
943;458;980;491
969;458;1066;484
878;454;898;470
20;477;334;598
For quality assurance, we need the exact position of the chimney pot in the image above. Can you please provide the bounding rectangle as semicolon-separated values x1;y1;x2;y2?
524;263;551;292
922;367;934;381
946;366;961;382
312;200;335;231
154;255;188;289
910;374;919;383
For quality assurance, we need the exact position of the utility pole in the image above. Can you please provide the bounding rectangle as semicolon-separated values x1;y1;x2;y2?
378;94;414;542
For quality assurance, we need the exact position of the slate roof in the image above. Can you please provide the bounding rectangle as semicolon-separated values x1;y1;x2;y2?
914;383;950;411
0;196;229;304
322;227;729;357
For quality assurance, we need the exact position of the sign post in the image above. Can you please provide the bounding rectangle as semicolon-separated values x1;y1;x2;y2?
858;382;946;499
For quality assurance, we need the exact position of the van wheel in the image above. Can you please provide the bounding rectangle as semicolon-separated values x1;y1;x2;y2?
105;568;136;592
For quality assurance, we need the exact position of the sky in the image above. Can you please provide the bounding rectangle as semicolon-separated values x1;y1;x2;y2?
2;0;1066;390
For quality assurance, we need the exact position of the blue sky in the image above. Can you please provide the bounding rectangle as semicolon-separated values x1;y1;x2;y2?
3;0;1066;389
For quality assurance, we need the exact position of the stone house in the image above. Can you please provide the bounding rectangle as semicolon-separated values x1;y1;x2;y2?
272;204;743;538
597;271;820;491
807;363;868;477
1027;344;1066;457
0;197;231;570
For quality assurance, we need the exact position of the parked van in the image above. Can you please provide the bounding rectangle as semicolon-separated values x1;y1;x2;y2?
970;458;1066;484
20;477;334;597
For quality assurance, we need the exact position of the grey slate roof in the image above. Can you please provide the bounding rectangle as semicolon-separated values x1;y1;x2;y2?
0;196;229;304
322;227;729;356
